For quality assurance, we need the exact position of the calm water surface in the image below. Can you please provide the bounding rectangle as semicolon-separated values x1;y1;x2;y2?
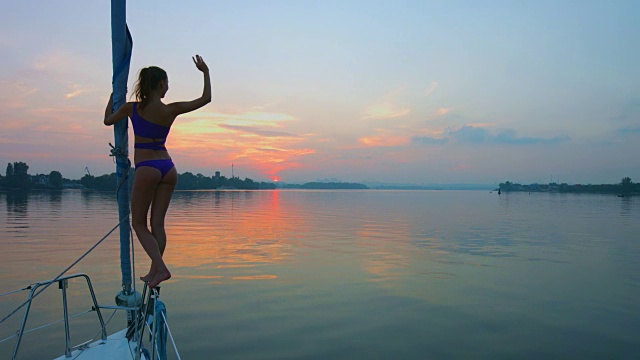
1;190;639;359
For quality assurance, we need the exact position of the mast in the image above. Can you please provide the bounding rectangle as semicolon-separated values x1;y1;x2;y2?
111;0;142;335
111;0;133;292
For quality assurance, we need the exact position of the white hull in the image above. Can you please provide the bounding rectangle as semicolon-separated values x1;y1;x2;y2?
52;328;146;360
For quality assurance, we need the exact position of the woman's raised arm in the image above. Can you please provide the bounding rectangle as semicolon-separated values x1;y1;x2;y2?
169;55;212;116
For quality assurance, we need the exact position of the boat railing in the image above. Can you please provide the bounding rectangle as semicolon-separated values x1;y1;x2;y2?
0;214;181;360
2;273;107;359
2;276;182;360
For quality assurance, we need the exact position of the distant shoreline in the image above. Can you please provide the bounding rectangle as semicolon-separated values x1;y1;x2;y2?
1;187;637;195
2;178;637;194
498;179;638;196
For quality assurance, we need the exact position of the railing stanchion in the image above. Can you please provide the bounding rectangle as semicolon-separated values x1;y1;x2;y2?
60;279;72;358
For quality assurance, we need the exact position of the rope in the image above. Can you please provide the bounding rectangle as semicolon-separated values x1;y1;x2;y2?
109;142;128;158
0;332;17;345
0;285;32;298
111;141;134;289
104;308;118;328
89;309;118;346
151;290;158;360
115;143;140;330
144;289;178;360
109;142;131;197
160;310;182;360
0;309;94;345
24;310;94;336
130;226;140;337
0;216;129;327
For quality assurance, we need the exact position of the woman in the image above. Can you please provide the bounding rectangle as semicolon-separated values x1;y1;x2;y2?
104;55;211;288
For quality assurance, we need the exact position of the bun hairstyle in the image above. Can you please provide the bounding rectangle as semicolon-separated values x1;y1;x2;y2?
133;66;167;109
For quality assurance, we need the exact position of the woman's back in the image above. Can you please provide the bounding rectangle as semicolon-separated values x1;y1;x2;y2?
135;100;176;128
131;101;175;161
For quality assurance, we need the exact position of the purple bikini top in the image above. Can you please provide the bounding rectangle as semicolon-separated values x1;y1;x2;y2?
131;102;170;150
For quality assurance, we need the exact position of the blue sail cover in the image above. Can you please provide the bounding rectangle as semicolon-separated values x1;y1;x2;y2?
155;300;168;360
111;0;133;289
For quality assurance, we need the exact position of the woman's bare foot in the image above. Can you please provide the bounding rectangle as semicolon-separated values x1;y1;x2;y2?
148;270;171;288
140;272;155;283
140;266;157;283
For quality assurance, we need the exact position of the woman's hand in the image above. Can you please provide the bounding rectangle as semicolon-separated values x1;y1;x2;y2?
105;93;114;116
192;55;209;73
168;55;211;116
104;93;132;126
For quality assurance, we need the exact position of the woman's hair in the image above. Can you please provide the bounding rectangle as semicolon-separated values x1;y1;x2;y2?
133;66;167;109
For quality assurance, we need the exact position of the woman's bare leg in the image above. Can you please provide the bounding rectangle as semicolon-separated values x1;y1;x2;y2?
144;167;177;285
131;167;171;287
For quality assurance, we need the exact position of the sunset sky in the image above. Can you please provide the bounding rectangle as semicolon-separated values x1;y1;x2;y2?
1;1;639;185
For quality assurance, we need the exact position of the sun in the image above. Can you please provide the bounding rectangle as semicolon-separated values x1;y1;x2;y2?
272;176;280;182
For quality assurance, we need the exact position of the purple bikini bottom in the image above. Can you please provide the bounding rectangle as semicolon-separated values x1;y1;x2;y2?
136;159;175;178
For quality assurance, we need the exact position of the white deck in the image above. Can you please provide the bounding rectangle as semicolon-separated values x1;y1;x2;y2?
52;328;144;360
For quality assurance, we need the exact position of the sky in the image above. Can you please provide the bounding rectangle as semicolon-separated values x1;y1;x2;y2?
1;0;639;185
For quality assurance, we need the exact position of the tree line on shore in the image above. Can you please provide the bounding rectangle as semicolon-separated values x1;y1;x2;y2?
279;182;368;190
499;177;638;194
0;161;275;191
1;162;64;189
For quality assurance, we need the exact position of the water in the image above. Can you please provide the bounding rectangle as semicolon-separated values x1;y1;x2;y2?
1;190;639;359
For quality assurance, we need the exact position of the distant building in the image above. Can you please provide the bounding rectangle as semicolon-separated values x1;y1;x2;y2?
215;171;221;178
32;174;48;185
